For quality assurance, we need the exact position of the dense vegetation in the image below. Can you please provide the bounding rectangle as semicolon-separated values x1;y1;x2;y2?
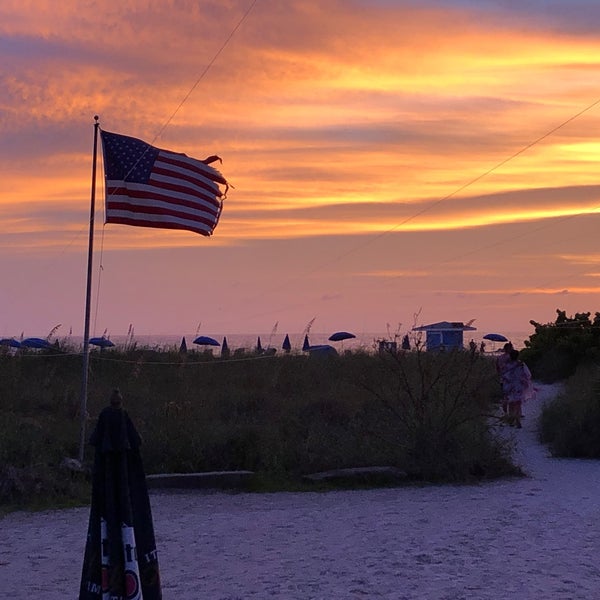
0;344;516;510
518;308;600;458
521;309;600;382
538;363;600;458
4;308;600;512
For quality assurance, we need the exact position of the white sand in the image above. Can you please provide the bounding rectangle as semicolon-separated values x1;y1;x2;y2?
2;383;600;599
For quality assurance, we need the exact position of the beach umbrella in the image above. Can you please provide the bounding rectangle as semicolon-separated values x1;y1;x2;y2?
328;331;356;342
0;337;21;348
89;336;115;348
21;337;53;349
221;336;229;357
79;390;161;600
256;336;263;353
179;336;187;354
193;335;220;347
308;344;338;357
282;334;291;353
483;333;509;343
302;335;310;352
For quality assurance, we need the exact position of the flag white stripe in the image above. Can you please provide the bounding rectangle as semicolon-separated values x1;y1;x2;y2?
106;181;221;216
106;193;219;223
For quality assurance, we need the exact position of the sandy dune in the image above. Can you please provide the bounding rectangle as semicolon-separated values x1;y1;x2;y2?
2;383;599;599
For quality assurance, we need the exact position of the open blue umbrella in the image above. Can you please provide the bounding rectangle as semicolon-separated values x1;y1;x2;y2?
328;331;356;342
89;337;115;348
21;337;53;349
0;338;21;348
483;333;509;343
193;335;220;347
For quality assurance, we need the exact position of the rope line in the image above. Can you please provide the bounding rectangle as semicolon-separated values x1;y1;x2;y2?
149;0;259;147
3;349;290;366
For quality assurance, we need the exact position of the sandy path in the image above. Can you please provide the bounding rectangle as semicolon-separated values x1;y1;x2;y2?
2;383;600;599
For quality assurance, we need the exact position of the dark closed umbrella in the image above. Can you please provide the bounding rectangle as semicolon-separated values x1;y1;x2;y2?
302;335;310;352
282;334;291;353
328;331;356;342
221;336;229;357
179;336;187;354
256;336;263;353
79;390;161;599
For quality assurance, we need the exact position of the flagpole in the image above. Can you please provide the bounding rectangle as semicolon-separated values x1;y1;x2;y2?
78;115;100;464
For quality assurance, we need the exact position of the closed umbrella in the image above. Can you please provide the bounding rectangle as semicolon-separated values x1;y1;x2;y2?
282;334;292;353
302;335;310;352
179;336;187;354
79;389;161;599
221;336;229;357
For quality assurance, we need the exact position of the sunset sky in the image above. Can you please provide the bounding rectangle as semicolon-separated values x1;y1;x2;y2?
3;0;600;341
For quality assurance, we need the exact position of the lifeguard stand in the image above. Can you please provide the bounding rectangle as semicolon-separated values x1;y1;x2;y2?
412;321;477;351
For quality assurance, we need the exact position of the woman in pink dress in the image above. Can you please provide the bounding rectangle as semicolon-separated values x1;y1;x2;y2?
496;342;513;415
502;349;534;428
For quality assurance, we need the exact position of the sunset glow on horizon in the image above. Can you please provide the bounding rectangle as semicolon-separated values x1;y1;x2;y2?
3;0;600;339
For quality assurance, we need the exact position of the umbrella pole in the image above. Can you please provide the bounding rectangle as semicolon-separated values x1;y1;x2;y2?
78;116;100;464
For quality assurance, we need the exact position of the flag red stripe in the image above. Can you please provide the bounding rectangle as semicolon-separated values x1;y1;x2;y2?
106;215;213;236
106;185;220;217
148;170;222;207
159;152;227;185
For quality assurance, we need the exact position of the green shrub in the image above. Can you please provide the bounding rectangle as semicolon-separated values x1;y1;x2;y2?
539;364;600;457
352;348;515;480
522;309;600;382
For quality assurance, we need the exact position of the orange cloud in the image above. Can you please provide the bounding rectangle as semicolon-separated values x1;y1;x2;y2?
4;1;600;335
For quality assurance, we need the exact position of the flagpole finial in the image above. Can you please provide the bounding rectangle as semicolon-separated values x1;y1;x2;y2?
93;115;99;123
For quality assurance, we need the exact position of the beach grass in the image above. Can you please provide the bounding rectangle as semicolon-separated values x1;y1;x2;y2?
0;346;517;510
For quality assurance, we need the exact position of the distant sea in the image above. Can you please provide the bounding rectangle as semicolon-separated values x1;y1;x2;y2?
65;330;532;354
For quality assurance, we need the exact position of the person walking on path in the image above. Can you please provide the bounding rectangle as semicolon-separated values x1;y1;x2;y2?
502;349;535;428
496;342;513;415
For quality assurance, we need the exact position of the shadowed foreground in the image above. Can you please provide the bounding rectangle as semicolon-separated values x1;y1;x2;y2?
2;384;599;599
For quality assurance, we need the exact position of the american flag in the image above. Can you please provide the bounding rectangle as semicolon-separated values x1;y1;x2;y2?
100;130;228;236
